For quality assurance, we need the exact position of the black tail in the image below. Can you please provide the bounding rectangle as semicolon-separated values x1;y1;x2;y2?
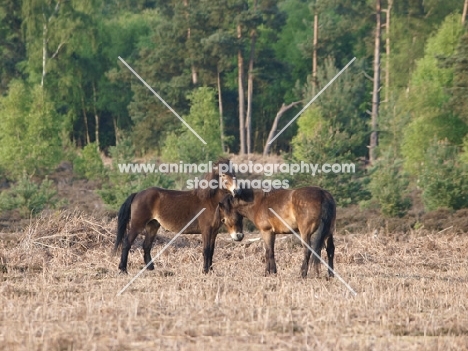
312;190;336;263
114;192;138;253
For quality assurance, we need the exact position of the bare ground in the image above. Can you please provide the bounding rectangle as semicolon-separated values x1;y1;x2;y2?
1;211;468;350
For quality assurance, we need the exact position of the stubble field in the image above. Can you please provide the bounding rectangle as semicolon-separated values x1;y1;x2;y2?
0;211;467;350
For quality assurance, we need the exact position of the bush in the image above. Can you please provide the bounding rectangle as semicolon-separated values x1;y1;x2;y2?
419;142;468;211
368;157;412;217
290;119;370;206
0;174;59;217
73;143;106;181
97;138;175;210
161;87;224;163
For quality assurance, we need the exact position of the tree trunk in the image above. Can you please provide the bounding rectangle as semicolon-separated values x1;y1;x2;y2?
463;0;468;24
263;101;302;156
184;0;198;85
237;24;246;155
92;82;100;149
80;92;90;145
40;2;61;88
384;0;393;103
246;28;257;155
113;115;120;146
41;22;47;87
370;0;381;164
312;12;318;95
217;69;225;152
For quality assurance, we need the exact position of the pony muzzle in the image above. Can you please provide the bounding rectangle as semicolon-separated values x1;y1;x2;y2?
230;232;244;241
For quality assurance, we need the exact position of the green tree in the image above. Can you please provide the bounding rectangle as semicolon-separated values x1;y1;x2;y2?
388;0;463;92
162;87;223;163
0;0;25;94
450;30;468;125
290;60;370;206
368;154;411;217
400;14;467;173
0;80;62;179
419;141;468;211
73;142;105;181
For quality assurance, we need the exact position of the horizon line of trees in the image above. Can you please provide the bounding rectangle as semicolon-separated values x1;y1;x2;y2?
0;0;468;217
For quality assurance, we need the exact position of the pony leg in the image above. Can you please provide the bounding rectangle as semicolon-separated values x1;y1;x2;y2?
201;230;218;274
262;231;277;275
311;236;323;278
300;235;313;279
326;235;335;278
143;220;160;270
119;227;140;273
202;230;214;274
207;230;218;272
298;222;317;278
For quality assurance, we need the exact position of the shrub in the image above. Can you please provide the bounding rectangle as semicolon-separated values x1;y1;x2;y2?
73;143;105;181
161;87;223;163
97;138;174;210
419;142;468;211
0;174;59;217
290;119;370;206
368;158;412;217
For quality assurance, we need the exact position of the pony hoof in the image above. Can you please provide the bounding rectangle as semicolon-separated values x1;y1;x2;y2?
147;264;155;271
119;269;128;275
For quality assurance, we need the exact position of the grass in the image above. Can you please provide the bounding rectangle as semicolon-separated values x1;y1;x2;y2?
1;210;467;350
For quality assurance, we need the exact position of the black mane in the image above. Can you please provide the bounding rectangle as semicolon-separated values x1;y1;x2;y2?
195;158;233;200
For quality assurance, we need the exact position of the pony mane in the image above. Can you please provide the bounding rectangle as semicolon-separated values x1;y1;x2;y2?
195;158;233;200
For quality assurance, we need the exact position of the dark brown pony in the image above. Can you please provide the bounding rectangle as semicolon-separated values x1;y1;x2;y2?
114;159;241;274
218;186;336;278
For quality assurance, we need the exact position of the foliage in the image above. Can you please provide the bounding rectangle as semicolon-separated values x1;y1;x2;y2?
97;137;174;210
419;141;468;211
368;156;411;218
461;136;468;164
161;87;223;163
73;143;105;181
0;80;63;180
400;14;467;173
290;59;370;206
291;107;368;206
0;174;59;217
449;30;468;125
1;0;468;213
0;0;25;94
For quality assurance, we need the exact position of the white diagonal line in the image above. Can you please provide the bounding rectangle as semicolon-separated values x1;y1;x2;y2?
268;208;357;296
117;208;206;296
268;57;356;145
118;56;207;145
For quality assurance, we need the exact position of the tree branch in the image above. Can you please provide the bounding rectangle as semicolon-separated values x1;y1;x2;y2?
50;42;66;59
263;100;302;156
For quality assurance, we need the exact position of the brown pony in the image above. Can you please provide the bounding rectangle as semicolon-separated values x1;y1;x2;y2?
114;159;241;274
217;186;336;278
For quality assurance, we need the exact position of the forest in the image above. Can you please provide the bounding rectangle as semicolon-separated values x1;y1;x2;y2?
0;0;468;217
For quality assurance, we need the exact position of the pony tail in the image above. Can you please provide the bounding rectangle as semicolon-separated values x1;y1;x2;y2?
114;193;138;253
312;191;336;264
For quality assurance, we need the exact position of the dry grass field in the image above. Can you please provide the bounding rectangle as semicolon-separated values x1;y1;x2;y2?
1;210;468;350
